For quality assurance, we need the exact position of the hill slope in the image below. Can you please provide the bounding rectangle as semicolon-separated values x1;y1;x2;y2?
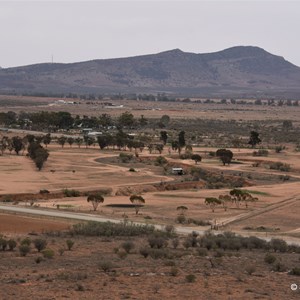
1;46;300;97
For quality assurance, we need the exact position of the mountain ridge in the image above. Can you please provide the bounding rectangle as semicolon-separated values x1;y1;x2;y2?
1;46;300;97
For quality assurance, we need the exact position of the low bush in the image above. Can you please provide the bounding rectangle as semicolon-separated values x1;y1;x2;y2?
185;274;196;283
139;247;150;258
197;248;208;257
71;221;156;237
176;215;186;224
19;244;30;256
253;149;269;157
99;260;113;272
188;219;211;226
269;162;291;172
42;248;55;259
289;267;300;276
148;236;168;249
245;265;256;275
39;189;50;194
0;238;7;251
148;248;170;260
21;238;31;246
34;239;47;252
264;253;276;264
8;239;17;251
275;145;285;153
63;189;80;197
270;238;288;253
272;262;287;272
66;240;75;250
155;156;167;166
121;241;135;254
119;153;133;163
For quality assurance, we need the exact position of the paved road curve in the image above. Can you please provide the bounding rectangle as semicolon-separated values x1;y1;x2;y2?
1;204;300;245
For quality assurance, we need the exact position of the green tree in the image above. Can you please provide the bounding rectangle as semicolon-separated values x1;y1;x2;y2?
98;113;113;128
34;148;49;171
205;197;222;212
87;193;104;211
67;137;74;147
43;133;51;148
176;205;188;215
160;115;170;127
97;135;110;150
129;195;145;215
57;136;67;148
139;115;148;127
160;131;168;145
12;136;24;155
178;131;186;149
118;111;135;128
248;131;261;148
216;149;233;165
75;137;83;148
155;144;164;154
191;154;202;164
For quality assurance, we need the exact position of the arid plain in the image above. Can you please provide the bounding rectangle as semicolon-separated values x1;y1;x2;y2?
0;96;300;299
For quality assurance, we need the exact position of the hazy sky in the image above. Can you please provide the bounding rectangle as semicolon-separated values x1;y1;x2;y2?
1;0;300;68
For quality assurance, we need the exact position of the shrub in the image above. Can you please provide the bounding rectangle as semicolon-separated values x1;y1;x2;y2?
35;256;43;264
139;247;150;258
272;262;287;272
270;239;288;253
129;168;136;172
155;156;167;166
269;162;291;172
39;189;50;194
275;145;285;153
245;265;256;275
99;260;113;272
121;241;135;254
8;239;17;251
172;238;179;249
289;267;300;276
148;248;170;259
253;149;269;157
19;244;30;256
197;248;208;257
58;248;65;256
21;238;31;246
164;225;175;236
63;189;80;197
188;219;211;226
148;236;167;249
176;214;186;224
42;248;54;259
164;260;176;267
179;153;192;160
66;240;75;250
117;251;127;259
70;221;155;237
264;253;276;264
279;174;290;181
185;274;196;283
0;238;7;251
34;239;47;252
119;153;133;163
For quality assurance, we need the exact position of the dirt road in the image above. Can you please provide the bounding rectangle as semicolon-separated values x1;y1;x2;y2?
1;204;299;245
